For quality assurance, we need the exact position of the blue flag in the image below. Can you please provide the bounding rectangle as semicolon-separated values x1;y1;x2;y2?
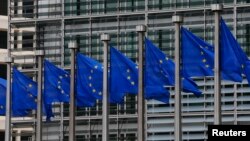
220;18;250;84
0;77;30;116
181;26;242;82
0;78;6;115
76;53;102;107
145;39;170;103
110;46;138;103
145;38;202;97
13;68;53;120
12;68;37;116
44;60;70;104
181;27;214;77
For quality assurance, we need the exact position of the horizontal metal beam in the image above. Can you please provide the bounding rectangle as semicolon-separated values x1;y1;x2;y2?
9;4;250;24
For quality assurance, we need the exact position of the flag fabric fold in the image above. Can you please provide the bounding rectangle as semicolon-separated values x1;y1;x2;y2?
76;53;102;107
110;46;138;103
44;60;70;104
145;38;202;97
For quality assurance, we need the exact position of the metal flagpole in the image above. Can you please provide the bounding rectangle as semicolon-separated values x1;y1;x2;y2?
136;25;146;141
172;15;183;141
35;50;45;141
5;0;12;139
69;41;78;141
101;33;110;141
211;4;223;125
4;55;13;141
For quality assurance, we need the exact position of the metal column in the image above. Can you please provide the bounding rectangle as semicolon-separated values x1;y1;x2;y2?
35;50;45;141
101;34;110;141
211;4;223;125
6;0;12;139
4;56;13;141
172;15;183;141
69;41;78;141
136;25;146;141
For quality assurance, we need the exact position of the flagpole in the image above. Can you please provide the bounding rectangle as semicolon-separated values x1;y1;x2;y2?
4;55;13;141
69;41;78;141
5;0;12;140
211;4;223;125
101;33;110;141
136;25;146;141
35;50;45;141
172;15;183;141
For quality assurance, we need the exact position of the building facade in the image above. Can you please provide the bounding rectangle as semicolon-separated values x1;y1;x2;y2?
7;0;250;141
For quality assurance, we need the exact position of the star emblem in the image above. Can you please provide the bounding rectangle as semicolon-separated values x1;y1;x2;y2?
127;76;131;80
127;69;131;73
159;60;163;64
89;83;92;87
131;81;135;85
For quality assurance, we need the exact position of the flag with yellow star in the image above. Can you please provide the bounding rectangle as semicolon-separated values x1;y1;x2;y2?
12;67;53;120
145;38;202;98
76;53;103;107
110;46;138;103
181;26;242;82
44;60;70;104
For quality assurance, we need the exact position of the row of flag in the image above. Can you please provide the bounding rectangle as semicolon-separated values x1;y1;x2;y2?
0;18;249;120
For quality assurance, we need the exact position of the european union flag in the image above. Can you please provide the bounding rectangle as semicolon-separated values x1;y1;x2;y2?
44;60;70;104
145;39;170;103
0;77;30;116
181;27;214;77
13;68;53;120
0;78;6;115
181;26;242;82
220;18;249;84
12;68;37;115
76;53;102;107
110;46;138;103
220;18;243;82
145;38;202;97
